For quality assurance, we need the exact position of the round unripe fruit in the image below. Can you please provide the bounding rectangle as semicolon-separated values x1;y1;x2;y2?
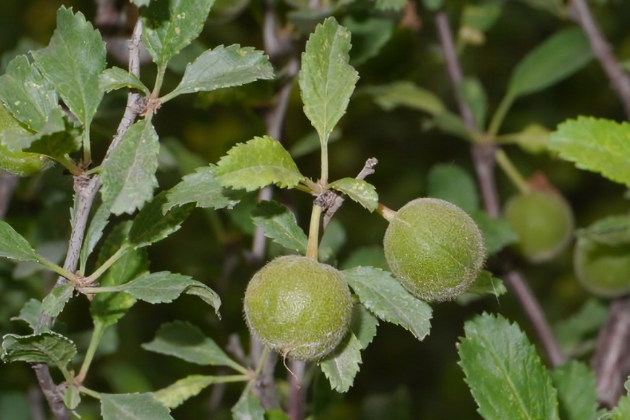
574;216;630;298
383;198;485;302
504;191;573;263
243;255;352;361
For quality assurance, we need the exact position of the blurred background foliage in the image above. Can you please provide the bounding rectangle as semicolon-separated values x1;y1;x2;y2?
1;0;630;419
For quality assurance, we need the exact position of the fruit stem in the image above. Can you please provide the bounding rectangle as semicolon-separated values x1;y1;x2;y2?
376;203;397;222
306;204;323;260
495;149;530;194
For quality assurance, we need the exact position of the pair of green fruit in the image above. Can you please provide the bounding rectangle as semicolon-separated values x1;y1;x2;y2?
244;198;486;361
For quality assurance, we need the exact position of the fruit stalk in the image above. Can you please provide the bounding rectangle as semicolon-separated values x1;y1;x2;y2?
306;204;323;259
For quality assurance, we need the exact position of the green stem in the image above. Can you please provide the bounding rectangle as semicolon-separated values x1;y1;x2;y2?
488;94;514;136
151;63;168;99
56;155;82;176
255;346;270;377
58;366;74;384
495;149;530;194
306;204;322;259
320;135;329;186
83;130;91;165
39;259;80;284
83;245;129;284
376;203;397;223
79;386;101;400
76;323;105;383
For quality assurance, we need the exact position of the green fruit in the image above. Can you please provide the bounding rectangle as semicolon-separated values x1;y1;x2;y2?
383;198;485;302
574;216;630;298
504;191;573;262
243;255;352;361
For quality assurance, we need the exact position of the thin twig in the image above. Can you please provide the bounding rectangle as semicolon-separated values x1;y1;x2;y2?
435;11;565;367
288;360;306;420
0;171;18;219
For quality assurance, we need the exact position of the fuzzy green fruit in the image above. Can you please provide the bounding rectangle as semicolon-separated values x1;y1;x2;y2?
504;191;573;263
574;216;630;298
383;198;485;302
243;255;352;361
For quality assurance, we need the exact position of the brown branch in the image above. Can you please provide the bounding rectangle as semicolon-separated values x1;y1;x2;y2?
288;360;306;420
0;171;18;219
435;11;566;367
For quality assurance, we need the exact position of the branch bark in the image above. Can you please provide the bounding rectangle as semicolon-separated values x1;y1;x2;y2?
435;11;565;367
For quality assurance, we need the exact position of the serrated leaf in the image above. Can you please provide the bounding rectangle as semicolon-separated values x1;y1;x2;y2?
99;67;150;96
366;81;446;115
351;304;379;350
154;375;218;409
101;119;160;215
550;117;630;187
32;7;106;127
143;322;240;369
216;136;304;191
551;361;598;420
10;299;42;331
41;283;74;318
609;397;630;420
79;203;111;271
319;332;362;393
101;393;174;420
163;165;243;214
129;191;194;248
1;332;76;368
232;386;265;420
343;266;432;341
427;163;479;214
458;313;560;420
329;178;378;212
142;0;216;66
251;200;308;254
0;220;41;262
508;28;592;99
471;211;518;256
0;55;59;131
166;45;273;99
299;17;359;144
457;270;506;304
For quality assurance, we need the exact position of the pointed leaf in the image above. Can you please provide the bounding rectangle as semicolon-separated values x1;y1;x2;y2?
163;165;243;214
41;283;74;318
129;191;194;247
329;178;378;212
551;361;598;420
64;385;81;410
10;299;42;331
99;67;150;96
101;393;173;420
142;0;216;65
142;321;244;372
101;119;160;215
471;210;518;256
366;81;446;115
0;55;59;131
319;332;362;393
550;117;630;187
299;17;359;143
251;200;308;254
342;266;432;341
427;163;479;214
609;397;630;420
167;45;273;99
154;375;220;409
216;136;304;191
351;304;379;350
0;220;41;262
458;313;560;420
32;7;106;127
1;332;76;368
232;386;265;420
508;28;592;98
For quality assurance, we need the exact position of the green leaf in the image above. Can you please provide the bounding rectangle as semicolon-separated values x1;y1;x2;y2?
99;67;150;96
115;271;220;315
131;0;152;6
41;284;74;318
459;77;488;128
551;361;598;420
163;165;242;214
351;304;379;350
0;220;41;262
216;136;304;191
2;108;74;158
64;385;81;410
32;7;106;127
421;0;443;11
10;299;42;331
0;55;59;131
142;321;243;372
341;245;389;271
457;270;506;304
154;375;219;409
498;124;551;154
101;393;174;420
460;1;503;33
366;81;446;115
375;0;407;11
319;332;362;393
166;45;274;99
343;16;394;66
553;299;608;356
142;0;216;66
508;28;592;99
80;203;111;271
251;200;308;254
471;210;518;256
329;178;378;212
101;119;160;215
342;266;432;341
129;191;194;248
232;386;265;420
550;117;630;187
609;397;630;420
299;17;359;143
1;332;76;368
289;129;341;159
458;313;560;420
427;163;479;214
0;142;49;177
